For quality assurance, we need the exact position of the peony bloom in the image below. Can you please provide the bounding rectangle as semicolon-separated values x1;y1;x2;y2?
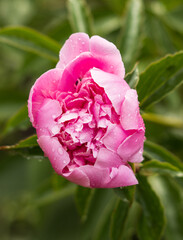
28;33;145;188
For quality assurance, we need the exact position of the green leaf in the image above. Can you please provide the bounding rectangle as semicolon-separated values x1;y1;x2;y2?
113;185;135;203
125;64;139;88
137;51;183;109
92;196;115;240
0;26;61;62
142;112;183;128
75;186;95;222
67;0;93;35
110;186;135;240
136;175;165;240
149;175;183;240
0;135;38;150
144;140;183;171
0;104;30;139
95;15;122;36
140;159;183;177
32;184;76;208
110;199;131;240
118;0;143;71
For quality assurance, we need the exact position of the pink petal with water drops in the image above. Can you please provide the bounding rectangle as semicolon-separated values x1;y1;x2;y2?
38;135;70;174
28;68;63;127
91;68;129;114
90;35;125;77
95;148;122;168
117;129;145;162
36;98;62;138
120;89;142;130
106;165;138;188
102;124;127;151
56;33;90;69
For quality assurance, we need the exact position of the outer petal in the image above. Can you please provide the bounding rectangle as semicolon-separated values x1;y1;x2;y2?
38;135;70;174
129;148;144;163
105;165;138;188
28;68;63;127
56;33;125;78
64;164;138;188
117;129;145;162
120;89;142;130
91;68;129;114
90;35;125;77
95;148;123;168
102;124;127;151
58;53;101;91
56;33;90;69
64;165;109;188
36;98;62;138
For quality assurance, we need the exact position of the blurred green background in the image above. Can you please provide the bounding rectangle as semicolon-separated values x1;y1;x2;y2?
0;0;183;239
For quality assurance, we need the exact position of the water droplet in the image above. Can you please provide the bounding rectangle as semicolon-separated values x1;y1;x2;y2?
78;37;81;41
82;41;85;45
63;160;66;164
52;114;56;119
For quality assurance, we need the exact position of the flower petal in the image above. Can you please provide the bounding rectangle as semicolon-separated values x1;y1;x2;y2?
65;164;138;188
95;148;123;168
28;68;63;127
56;33;90;69
36;98;62;137
129;148;144;163
90;35;125;77
102;124;127;151
58;52;101;92
63;167;90;188
91;68;129;114
120;89;142;130
117;129;145;162
106;165;138;188
38;135;70;174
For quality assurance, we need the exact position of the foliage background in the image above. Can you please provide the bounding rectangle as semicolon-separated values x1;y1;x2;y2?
0;0;183;239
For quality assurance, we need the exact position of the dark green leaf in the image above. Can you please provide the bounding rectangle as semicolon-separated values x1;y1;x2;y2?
110;199;130;240
137;51;183;109
118;0;143;71
0;26;61;62
80;189;114;240
140;159;183;177
0;104;30;139
150;175;183;240
33;184;76;208
136;175;165;240
0;135;38;150
67;0;94;35
113;185;135;203
75;186;95;222
125;64;139;88
92;196;115;240
110;186;135;240
144;140;183;171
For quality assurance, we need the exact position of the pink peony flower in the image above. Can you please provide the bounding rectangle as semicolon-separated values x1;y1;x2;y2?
28;33;145;188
